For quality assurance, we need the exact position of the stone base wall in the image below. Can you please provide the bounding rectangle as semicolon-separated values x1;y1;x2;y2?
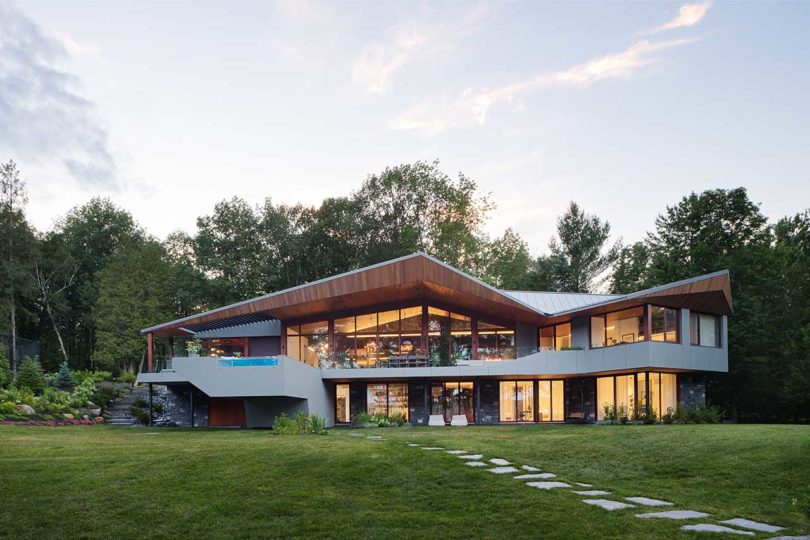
564;377;597;423
151;384;209;427
678;373;706;407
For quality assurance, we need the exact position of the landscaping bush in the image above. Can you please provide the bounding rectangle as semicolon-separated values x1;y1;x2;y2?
130;406;150;424
662;407;675;424
0;401;18;415
309;414;328;435
15;357;46;395
351;411;372;427
116;366;137;384
272;412;329;435
73;370;114;385
272;413;295;434
388;413;407;426
69;379;96;408
132;398;148;409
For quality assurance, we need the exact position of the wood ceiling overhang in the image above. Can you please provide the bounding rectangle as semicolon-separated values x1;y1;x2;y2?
142;253;733;337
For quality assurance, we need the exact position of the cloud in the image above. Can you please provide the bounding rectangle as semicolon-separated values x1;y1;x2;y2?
391;37;698;134
352;3;490;95
644;2;712;35
0;3;117;188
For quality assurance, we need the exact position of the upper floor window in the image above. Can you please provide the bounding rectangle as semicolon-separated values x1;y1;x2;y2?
478;320;515;360
690;312;720;347
539;323;571;351
650;306;679;343
591;306;645;348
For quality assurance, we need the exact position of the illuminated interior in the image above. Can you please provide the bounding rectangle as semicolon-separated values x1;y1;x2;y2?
431;381;474;423
499;380;534;422
597;372;677;419
336;383;350;423
367;383;408;419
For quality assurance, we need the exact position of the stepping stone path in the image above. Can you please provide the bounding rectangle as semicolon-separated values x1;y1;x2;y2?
681;524;754;536
625;497;673;507
720;518;784;533
582;499;635;511
373;436;799;538
636;510;710;520
488;466;520;474
526;481;570;490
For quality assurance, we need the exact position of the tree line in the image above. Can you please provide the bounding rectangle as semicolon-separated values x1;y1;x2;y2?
1;159;808;422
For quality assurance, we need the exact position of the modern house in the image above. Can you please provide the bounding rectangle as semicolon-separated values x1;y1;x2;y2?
137;253;730;428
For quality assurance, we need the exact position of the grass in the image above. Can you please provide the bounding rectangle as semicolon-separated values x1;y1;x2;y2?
0;424;808;539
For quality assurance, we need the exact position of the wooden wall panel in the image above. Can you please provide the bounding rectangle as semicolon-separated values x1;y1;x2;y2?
209;398;246;427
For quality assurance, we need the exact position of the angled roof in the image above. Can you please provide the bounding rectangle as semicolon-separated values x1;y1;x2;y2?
142;253;732;336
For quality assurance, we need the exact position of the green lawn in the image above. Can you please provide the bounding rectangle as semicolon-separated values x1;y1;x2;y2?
0;424;808;539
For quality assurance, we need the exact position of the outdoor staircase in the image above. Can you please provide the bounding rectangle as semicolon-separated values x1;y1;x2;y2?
103;384;148;426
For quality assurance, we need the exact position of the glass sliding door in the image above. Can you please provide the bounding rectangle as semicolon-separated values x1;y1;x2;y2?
516;381;534;422
499;382;516;422
596;376;614;420
432;382;475;423
336;384;350;423
552;380;564;421
366;383;408;420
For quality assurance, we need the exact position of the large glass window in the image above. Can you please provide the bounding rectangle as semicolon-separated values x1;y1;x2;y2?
591;306;645;348
336;384;350;423
539;323;573;351
300;321;329;368
690;312;720;347
540;326;555;350
538;380;564;422
651;306;679;343
499;380;534;422
479;321;515;360
597;372;679;419
431;382;475;423
366;383;408;420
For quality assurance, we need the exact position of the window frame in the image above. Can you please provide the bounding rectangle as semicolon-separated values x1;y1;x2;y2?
589;305;647;350
690;311;722;348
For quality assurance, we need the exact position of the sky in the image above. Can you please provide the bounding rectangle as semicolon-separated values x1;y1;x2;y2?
1;1;809;254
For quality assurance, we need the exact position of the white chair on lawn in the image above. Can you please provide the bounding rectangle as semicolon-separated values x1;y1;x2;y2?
450;415;468;427
428;415;445;426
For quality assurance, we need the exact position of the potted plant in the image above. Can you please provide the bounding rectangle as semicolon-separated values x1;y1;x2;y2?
186;339;203;357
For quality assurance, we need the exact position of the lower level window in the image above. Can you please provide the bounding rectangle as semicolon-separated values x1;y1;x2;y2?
366;383;409;420
596;372;677;419
499;381;534;422
431;382;475;423
538;380;564;422
336;384;350;423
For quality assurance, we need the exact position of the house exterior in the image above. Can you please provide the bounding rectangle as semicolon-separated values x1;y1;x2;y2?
137;253;731;428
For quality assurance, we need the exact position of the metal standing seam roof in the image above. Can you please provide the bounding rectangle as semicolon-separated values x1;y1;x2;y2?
500;291;622;315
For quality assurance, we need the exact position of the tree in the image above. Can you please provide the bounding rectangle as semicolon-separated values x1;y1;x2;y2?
0;160;35;375
15;356;45;394
547;202;621;292
163;231;210;317
56;198;141;368
478;229;533;289
33;259;77;366
610;242;652;294
54;360;77;391
92;239;173;371
0;344;10;388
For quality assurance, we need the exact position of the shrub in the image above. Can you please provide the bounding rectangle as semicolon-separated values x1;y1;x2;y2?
70;378;97;408
662;407;675;424
310;414;328;435
293;410;310;433
116;366;137;384
152;402;164;415
74;370;114;385
617;403;630;424
351;411;372;427
130;406;150;424
15;357;46;395
1;386;35;406
370;412;390;427
54;361;78;391
0;401;17;415
272;413;295;435
133;398;148;409
388;413;407;426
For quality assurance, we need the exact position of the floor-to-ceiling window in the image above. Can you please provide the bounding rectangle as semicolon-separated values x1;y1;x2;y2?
591;306;645;348
431;382;475;423
336;384;350;423
539;323;572;351
366;383;409;420
597;372;678;419
428;308;473;365
286;323;328;367
537;380;564;421
478;321;515;360
499;380;534;422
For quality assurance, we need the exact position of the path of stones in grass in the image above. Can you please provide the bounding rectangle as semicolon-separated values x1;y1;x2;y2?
386;438;793;538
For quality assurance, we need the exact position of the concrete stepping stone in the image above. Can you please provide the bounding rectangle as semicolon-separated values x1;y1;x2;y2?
407;443;421;447
526;481;571;490
574;490;611;496
582;499;635;511
514;473;556;480
490;458;512;466
367;436;384;439
768;536;810;540
457;454;484;460
521;465;540;472
625;497;673;507
636;510;710;520
488;466;520;474
444;450;467;454
720;518;784;533
421;447;444;450
574;482;592;487
681;524;754;536
464;461;488;467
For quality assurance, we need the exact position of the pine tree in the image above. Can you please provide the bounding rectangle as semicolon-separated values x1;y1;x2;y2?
15;356;45;394
0;344;11;388
54;360;77;390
